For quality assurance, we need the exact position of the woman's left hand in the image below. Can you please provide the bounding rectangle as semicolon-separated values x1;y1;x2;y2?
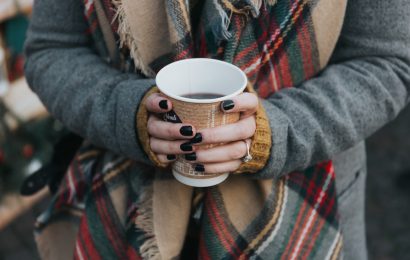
187;92;258;174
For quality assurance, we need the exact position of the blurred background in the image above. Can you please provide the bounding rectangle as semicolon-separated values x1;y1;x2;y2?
0;1;409;259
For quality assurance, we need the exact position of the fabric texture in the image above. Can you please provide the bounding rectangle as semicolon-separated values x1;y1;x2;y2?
23;0;410;259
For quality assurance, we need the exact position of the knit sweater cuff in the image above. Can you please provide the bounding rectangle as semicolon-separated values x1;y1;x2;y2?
234;84;272;174
136;86;168;168
136;84;272;173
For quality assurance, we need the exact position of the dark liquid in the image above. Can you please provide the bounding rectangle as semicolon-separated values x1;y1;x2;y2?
182;93;224;99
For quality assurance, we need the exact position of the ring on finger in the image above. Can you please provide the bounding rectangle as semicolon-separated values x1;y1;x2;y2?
242;140;253;163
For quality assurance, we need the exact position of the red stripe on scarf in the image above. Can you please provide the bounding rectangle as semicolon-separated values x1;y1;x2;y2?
96;180;142;260
85;20;99;35
238;14;286;75
101;0;118;32
76;216;102;259
198;27;208;57
233;9;270;65
276;45;294;87
234;42;259;64
301;197;335;259
199;233;212;260
280;187;311;259
282;163;335;259
300;166;336;258
175;48;191;60
86;3;95;18
205;196;238;256
94;183;129;258
126;245;142;260
206;192;243;258
295;19;315;80
281;168;326;259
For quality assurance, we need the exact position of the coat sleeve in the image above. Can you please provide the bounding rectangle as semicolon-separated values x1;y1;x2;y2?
254;0;410;178
24;0;154;164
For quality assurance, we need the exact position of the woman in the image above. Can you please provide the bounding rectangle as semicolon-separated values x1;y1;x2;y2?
25;0;410;259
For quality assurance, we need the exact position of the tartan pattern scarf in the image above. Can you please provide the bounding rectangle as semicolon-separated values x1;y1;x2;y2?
35;0;348;259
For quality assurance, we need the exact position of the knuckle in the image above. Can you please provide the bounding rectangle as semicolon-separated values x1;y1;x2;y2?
237;126;250;139
249;119;256;134
231;143;246;159
147;118;156;134
204;164;217;174
166;124;175;137
144;96;151;108
203;129;216;143
251;94;259;107
157;155;167;163
149;137;156;150
231;161;242;171
204;163;228;174
149;96;159;110
167;141;177;153
240;119;256;138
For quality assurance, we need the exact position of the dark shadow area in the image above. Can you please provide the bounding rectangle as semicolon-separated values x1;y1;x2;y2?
366;105;410;259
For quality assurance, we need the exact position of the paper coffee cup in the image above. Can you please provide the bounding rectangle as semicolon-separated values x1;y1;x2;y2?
156;58;247;187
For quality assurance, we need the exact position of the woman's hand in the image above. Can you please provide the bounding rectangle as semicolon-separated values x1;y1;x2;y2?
145;92;258;173
189;93;258;174
145;93;198;163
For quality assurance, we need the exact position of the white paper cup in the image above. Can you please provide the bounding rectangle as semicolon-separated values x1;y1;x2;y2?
156;58;247;187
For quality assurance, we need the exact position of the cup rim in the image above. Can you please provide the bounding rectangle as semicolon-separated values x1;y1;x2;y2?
155;58;248;104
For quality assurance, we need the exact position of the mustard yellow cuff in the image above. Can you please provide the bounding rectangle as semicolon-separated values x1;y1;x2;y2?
234;83;272;174
136;86;168;168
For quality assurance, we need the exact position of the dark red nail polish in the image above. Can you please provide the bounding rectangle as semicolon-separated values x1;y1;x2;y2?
221;100;234;111
195;164;205;172
159;100;168;109
180;126;193;136
180;143;193;152
185;152;196;161
189;133;202;144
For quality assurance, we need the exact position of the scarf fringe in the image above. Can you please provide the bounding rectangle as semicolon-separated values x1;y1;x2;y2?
112;0;278;69
212;0;233;40
134;185;161;259
209;0;277;41
112;0;156;77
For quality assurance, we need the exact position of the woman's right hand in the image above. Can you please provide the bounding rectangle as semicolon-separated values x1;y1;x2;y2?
145;93;199;165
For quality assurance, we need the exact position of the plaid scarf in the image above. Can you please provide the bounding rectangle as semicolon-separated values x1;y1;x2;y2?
35;0;348;259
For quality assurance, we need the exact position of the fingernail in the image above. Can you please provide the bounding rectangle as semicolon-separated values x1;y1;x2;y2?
221;100;234;111
189;133;202;144
195;164;205;172
180;143;193;151
167;154;176;160
159;100;168;109
185;152;197;161
180;126;193;136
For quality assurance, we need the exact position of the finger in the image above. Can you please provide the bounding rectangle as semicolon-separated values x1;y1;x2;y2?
220;93;258;117
156;154;177;164
148;116;196;140
150;137;196;155
194;160;242;175
145;93;173;113
200;116;256;144
185;139;250;163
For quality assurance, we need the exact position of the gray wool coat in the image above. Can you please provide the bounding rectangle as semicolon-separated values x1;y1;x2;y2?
24;0;410;259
